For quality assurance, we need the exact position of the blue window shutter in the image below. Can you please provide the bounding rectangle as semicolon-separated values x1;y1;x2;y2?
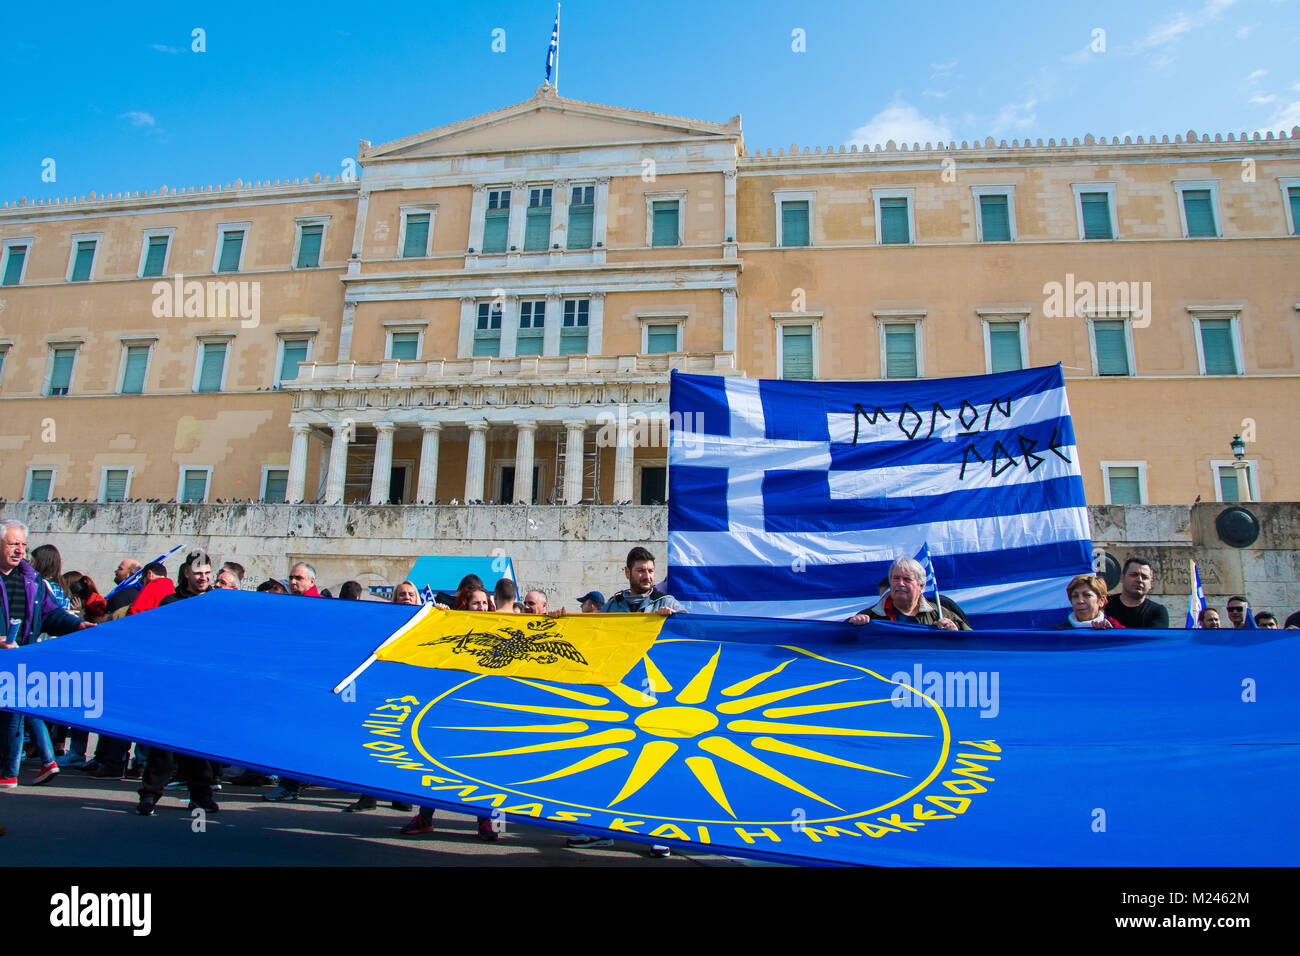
390;333;419;360
524;206;551;251
198;344;226;391
70;240;96;281
1218;466;1240;502
401;215;428;258
1290;188;1300;236
104;470;129;502
1199;319;1237;374
1093;321;1129;375
217;232;243;272
567;204;593;249
646;324;678;354
1081;193;1113;239
1107;467;1141;504
781;201;809;246
182;471;208;503
297;224;324;267
263;470;288;503
885;327;918;377
988;323;1023;372
49;349;75;394
122;346;149;393
1182;190;1217;237
27;470;53;501
3;246;26;285
782;329;813;379
880;198;910;244
652;202;679;246
979;195;1011;241
142;236;169;277
483;209;508;253
279;341;309;384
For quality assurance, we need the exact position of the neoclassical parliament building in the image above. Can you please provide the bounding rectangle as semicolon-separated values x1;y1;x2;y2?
2;85;1298;510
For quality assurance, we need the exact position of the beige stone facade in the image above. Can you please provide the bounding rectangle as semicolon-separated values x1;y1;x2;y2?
1;85;1298;508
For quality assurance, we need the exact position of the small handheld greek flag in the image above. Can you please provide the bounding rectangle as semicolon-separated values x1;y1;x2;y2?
915;541;943;610
1185;559;1205;628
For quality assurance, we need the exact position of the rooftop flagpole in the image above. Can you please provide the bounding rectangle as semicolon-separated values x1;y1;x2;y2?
555;3;561;94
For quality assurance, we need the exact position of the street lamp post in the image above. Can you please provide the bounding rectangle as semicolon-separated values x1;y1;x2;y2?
1230;434;1252;503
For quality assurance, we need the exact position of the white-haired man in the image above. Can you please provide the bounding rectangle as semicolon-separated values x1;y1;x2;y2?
846;556;970;631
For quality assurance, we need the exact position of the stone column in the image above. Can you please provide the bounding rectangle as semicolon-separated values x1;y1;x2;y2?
723;169;738;254
465;421;489;502
593;177;610;252
324;421;351;504
564;422;586;505
369;422;395;504
457;296;477;358
468;184;488;253
588;291;606;355
286;422;311;503
416;423;441;503
338;301;357;362
499;294;519;358
550;179;570;253
513;421;537;504
543;294;562;356
613;404;634;504
507;181;528;252
722;288;738;353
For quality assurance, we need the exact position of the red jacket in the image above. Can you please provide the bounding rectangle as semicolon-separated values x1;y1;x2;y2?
129;578;177;615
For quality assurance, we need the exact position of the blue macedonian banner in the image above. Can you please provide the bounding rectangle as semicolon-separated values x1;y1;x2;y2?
3;590;1296;866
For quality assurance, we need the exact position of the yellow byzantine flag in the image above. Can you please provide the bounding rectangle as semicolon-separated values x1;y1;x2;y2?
376;609;664;686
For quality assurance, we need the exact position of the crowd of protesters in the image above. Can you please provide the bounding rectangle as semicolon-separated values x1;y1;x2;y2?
2;515;1295;856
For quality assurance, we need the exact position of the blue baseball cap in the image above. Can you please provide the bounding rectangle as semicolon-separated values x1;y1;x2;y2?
577;591;605;606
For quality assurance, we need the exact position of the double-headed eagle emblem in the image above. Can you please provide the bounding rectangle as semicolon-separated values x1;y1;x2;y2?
419;617;589;670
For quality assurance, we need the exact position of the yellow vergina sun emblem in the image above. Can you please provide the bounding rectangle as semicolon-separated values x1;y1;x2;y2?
408;639;951;826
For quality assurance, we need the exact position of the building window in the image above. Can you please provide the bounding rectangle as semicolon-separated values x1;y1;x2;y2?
483;189;510;253
276;336;313;387
774;190;815;247
1174;181;1220;238
119;343;152;394
1192;313;1241;375
985;321;1025;373
261;467;289;504
68;236;99;281
398;209;432;259
882;324;920;378
560;299;590;355
25;468;54;502
1072;183;1117;240
1090;319;1132;376
388;330;421;360
780;326;815;379
1101;462;1147;505
47;346;77;396
100;467;132;503
1280;178;1300;236
516;299;546;356
524;187;552;252
640;318;683;355
1213;461;1257;502
874;189;916;245
639;465;667;505
568;185;595;249
179;467;212;503
214;224;248;273
475;301;503;356
972;186;1015;242
138;229;173;278
194;341;229;392
3;239;31;286
295;218;327;268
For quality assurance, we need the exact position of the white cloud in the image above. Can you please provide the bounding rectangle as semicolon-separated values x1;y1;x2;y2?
922;88;951;99
1265;99;1300;131
1137;0;1236;49
150;43;179;54
1149;54;1176;71
1249;93;1278;104
1236;24;1256;39
930;59;957;73
120;110;156;128
848;101;953;149
1062;45;1095;64
1245;69;1267;83
991;98;1038;134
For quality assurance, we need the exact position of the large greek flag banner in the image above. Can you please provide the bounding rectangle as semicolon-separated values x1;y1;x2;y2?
667;365;1093;629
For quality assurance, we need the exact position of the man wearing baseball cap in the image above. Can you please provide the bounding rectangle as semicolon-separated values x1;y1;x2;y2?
576;591;604;613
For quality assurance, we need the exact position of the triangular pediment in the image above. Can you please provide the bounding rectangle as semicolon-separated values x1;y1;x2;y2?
362;85;741;160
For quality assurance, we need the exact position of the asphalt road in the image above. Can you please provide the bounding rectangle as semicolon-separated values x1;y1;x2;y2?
1;751;743;867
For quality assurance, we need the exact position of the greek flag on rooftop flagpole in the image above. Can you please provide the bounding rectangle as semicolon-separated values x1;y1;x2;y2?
666;364;1095;629
545;9;558;84
1185;558;1206;628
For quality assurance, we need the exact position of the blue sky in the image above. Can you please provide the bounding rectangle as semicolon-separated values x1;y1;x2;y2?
3;0;1297;200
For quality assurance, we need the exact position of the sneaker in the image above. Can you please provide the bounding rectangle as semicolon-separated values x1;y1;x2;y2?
135;795;157;816
345;795;377;812
33;761;60;785
566;834;614;848
123;764;143;781
0;777;17;789
390;801;412;811
399;814;435;835
188;796;220;813
84;764;125;779
650;845;672;858
477;817;500;842
231;772;275;786
262;786;299;802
